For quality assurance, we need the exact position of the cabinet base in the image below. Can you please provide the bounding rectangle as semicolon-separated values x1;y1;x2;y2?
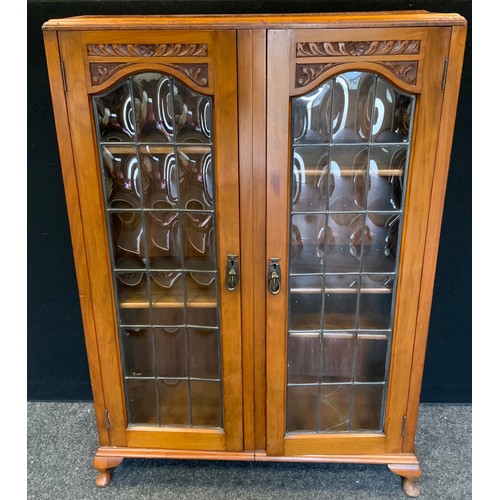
94;447;420;494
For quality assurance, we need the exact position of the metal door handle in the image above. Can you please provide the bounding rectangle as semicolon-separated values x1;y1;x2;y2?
268;258;281;295
225;255;239;292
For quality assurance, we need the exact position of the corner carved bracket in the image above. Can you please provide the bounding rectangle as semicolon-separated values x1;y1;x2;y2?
90;63;128;86
295;63;338;87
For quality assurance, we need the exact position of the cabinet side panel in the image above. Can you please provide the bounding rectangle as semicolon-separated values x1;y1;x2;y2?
57;30;128;445
43;30;110;445
384;27;451;452
402;24;467;453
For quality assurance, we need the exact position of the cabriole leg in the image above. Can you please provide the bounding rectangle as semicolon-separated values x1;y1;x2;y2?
93;455;123;487
388;463;422;497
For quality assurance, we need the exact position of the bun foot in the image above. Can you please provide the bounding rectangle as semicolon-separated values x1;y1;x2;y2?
403;477;420;497
388;463;422;498
93;454;123;487
95;470;112;488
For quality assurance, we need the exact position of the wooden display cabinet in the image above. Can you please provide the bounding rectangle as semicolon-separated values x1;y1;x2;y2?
43;11;466;496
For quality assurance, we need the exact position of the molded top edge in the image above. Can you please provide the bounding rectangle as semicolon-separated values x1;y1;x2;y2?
42;12;467;31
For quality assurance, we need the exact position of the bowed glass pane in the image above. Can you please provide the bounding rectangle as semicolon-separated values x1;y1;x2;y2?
93;73;222;428
287;72;415;433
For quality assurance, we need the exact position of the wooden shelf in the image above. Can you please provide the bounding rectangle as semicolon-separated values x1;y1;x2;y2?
120;287;217;309
300;169;404;177
102;144;212;155
290;287;392;295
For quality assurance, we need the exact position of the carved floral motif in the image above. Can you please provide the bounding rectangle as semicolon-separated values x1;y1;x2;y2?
295;61;418;88
89;63;209;87
295;63;338;87
90;63;128;85
87;43;208;57
167;64;209;87
296;40;421;57
379;61;418;85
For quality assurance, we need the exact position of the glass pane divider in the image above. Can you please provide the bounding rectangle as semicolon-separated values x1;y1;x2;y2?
167;76;194;429
127;77;162;426
287;381;386;387
125;376;221;382
106;208;215;213
346;74;380;431
290;209;403;216
292;141;410;148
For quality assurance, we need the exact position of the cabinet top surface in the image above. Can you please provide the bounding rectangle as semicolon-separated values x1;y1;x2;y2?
42;11;466;31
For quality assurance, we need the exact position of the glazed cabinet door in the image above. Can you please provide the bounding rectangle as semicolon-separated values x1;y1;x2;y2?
52;29;243;451
265;26;454;456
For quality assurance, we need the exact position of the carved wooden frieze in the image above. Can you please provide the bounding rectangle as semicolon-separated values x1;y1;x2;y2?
89;62;209;88
296;40;421;58
295;61;418;88
87;43;208;57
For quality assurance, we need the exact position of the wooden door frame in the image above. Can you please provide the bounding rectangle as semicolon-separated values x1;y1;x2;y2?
265;25;460;457
47;28;244;452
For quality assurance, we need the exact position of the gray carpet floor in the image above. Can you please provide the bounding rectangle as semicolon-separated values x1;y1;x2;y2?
27;402;471;499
